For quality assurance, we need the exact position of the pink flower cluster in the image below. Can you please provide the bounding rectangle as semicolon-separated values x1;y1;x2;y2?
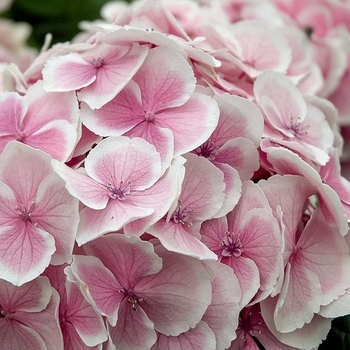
1;0;350;349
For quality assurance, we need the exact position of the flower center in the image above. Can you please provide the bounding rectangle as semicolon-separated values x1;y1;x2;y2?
238;307;263;341
172;200;194;226
15;131;26;142
107;175;132;200
119;287;143;311
144;111;156;122
14;201;37;225
91;57;105;68
220;231;243;257
195;140;219;161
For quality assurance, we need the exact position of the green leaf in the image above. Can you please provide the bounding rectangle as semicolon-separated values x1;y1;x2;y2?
319;315;350;350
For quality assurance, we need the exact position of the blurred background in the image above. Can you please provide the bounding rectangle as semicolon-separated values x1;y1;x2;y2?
0;0;130;48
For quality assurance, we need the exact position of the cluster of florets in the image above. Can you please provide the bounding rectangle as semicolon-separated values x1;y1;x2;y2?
0;0;350;349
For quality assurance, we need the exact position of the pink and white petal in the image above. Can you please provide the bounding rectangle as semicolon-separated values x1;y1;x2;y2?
77;43;149;110
151;321;216;350
0;141;53;205
85;136;161;190
0;320;47;350
227;181;271;232
212;94;263;147
76;201;154;245
71;125;102;159
0;276;52;314
202;261;241;350
215;138;260;182
25;119;78;162
223;256;260;309
230;20;291;76
42;52;97;91
80;80;144;137
15;289;64;350
70;255;122;326
66;281;108;346
180;153;225;221
108;298;157;350
261;297;332;350
83;234;162;288
258;175;314;256
319;287;350;318
211;163;241;218
200;216;229;256
157;92;219;157
0;181;19;227
34;173;79;265
0;92;27;135
51;160;109;210
135;246;212;336
148;219;217;260
254;71;307;136
298;209;350;306
133;46;195;111
25;82;80;129
123;162;181;237
63;322;101;350
239;209;282;293
126;122;174;173
0;223;55;286
274;262;323;333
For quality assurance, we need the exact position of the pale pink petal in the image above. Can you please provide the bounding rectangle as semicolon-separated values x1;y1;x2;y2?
0;223;55;286
261;297;332;350
238;209;282;294
63;323;101;350
274;262;322;333
126;122;174;173
69;255;123;326
43;52;97;91
151;321;216;350
77;201;153;245
0;320;47;350
0;181;19;227
254;71;307;137
179;153;225;221
24;81;80;129
25;120;78;162
77;43;149;109
34;173;79;265
135;246;212;336
51;161;109;210
66;281;108;347
108;298;157;350
133;46;195;111
215;138;260;182
0;276;52;314
0;141;53;205
157;92;219;157
80;80;144;137
230;20;292;76
84;234;162;288
211;163;241;218
0;92;27;137
298;209;350;306
202;261;241;350
212;94;263;147
14;289;64;350
148;219;217;260
85;136;161;190
123;162;181;237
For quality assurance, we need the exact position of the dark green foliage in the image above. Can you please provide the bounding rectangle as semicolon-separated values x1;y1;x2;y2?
319;315;350;350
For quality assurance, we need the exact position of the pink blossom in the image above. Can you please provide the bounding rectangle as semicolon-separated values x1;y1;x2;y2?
67;234;212;350
0;81;79;162
53;136;179;245
80;46;219;171
0;276;63;350
42;42;148;109
147;153;225;260
0;141;79;286
43;264;108;350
